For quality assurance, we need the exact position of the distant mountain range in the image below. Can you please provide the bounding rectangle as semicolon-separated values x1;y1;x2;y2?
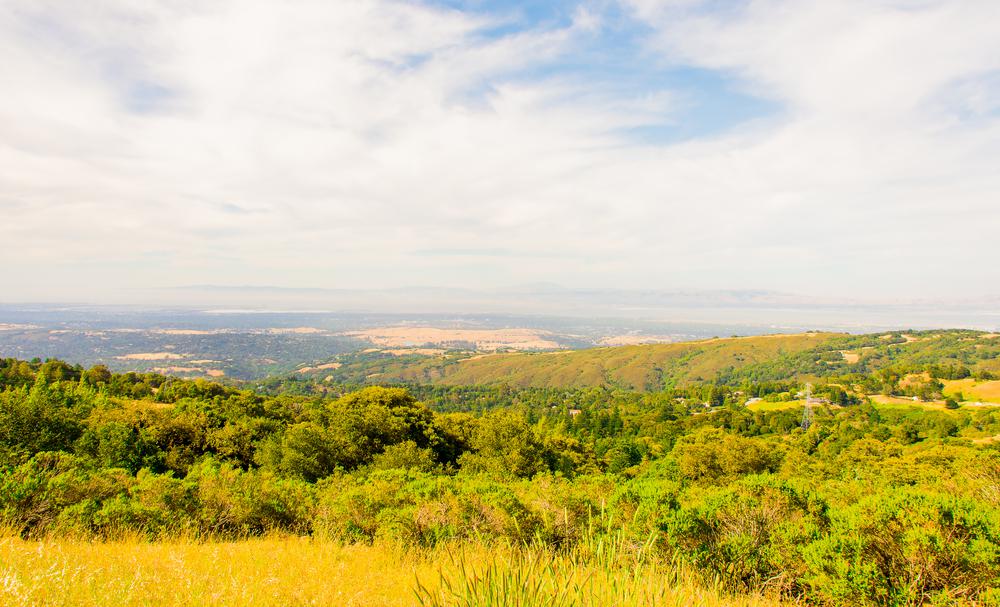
156;285;999;330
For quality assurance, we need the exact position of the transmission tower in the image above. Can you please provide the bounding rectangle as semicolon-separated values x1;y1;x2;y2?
801;403;814;431
801;383;814;431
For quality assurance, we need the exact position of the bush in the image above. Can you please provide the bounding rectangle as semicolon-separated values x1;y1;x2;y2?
187;459;316;536
660;476;828;594
801;490;1000;605
671;428;783;481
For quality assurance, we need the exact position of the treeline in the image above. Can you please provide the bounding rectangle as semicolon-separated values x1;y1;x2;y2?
2;358;1000;605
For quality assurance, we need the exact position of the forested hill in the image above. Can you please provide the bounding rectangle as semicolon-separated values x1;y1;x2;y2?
293;329;1000;390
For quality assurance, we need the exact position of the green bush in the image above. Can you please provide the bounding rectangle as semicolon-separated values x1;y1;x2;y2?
801;490;1000;605
661;476;828;594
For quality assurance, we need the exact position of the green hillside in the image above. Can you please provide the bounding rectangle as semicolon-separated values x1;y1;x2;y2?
298;329;1000;391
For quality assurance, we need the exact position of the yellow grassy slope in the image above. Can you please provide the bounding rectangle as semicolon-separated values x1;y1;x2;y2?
942;379;1000;403
0;536;785;607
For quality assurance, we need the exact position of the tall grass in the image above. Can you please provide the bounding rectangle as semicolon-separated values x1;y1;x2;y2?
0;528;785;607
412;530;781;607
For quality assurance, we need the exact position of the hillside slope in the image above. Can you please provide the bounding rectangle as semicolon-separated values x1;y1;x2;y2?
298;329;1000;391
420;332;835;389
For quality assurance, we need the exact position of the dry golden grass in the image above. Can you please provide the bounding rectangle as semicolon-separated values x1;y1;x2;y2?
838;350;860;364
0;535;786;607
597;335;676;346
296;362;344;373
116;352;187;361
0;535;424;607
869;394;946;410
342;327;562;351
942;379;1000;403
746;399;803;412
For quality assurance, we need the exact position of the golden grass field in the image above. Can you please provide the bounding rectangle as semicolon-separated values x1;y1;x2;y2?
0;535;785;607
341;327;562;351
745;399;804;412
941;379;1000;403
868;394;954;411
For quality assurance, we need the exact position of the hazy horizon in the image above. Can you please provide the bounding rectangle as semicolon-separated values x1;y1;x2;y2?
3;284;999;332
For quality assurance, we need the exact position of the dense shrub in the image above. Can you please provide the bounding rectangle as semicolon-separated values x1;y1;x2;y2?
801;490;1000;606
662;476;828;594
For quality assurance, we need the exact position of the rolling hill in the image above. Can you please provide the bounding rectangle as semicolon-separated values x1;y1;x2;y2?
294;329;1000;391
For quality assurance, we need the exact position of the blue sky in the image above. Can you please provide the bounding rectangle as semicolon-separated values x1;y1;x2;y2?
0;0;999;304
418;0;779;142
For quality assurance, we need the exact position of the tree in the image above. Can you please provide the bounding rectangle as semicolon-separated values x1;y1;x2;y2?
257;422;355;482
76;422;155;474
458;411;546;478
82;365;112;387
0;377;82;459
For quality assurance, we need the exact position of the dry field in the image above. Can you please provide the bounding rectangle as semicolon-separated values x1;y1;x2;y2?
597;335;677;346
297;362;343;374
116;352;187;361
838;350;860;364
869;394;941;407
341;327;562;351
150;366;225;377
745;399;804;412
383;348;449;356
0;536;783;607
866;394;976;411
942;379;1000;403
266;327;327;335
152;329;221;336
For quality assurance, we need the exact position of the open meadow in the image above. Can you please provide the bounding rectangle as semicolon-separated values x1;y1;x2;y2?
942;379;1000;404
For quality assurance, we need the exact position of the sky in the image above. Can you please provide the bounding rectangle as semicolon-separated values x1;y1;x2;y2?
1;0;999;303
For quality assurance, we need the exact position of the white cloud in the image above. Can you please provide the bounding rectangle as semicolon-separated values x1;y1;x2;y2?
620;0;1000;284
0;0;998;303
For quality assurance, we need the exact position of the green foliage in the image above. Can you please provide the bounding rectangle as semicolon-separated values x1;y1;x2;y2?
671;428;782;481
1;356;1000;604
370;441;440;472
662;476;828;594
75;421;158;474
801;490;1000;605
458;411;547;478
256;422;351;481
0;379;84;463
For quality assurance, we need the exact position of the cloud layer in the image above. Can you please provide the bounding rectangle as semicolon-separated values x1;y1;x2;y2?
1;0;998;302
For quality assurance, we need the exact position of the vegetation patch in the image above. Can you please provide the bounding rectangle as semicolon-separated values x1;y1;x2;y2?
2;352;1000;605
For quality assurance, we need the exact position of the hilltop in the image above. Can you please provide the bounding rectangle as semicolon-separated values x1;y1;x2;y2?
295;329;1000;390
